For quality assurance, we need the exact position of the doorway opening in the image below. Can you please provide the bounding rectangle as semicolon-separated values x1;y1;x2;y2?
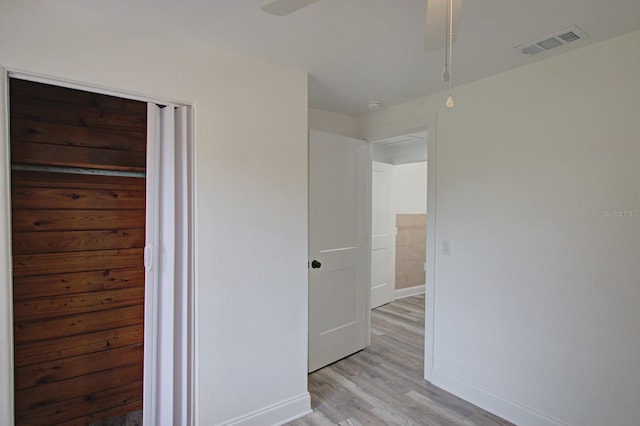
304;121;438;422
369;126;437;383
370;131;428;308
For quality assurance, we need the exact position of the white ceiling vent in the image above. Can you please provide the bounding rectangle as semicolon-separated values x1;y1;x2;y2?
515;26;589;55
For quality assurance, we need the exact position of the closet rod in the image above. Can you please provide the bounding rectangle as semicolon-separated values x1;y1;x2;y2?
11;164;146;178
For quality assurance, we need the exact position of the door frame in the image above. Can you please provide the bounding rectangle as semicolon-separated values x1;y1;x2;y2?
0;68;196;425
365;114;437;382
370;160;395;308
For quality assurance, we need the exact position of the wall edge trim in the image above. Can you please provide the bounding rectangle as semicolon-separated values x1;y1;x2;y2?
394;285;426;300
432;368;569;426
217;392;311;426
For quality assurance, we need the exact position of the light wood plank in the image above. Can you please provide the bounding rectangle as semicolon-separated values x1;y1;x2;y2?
287;295;513;426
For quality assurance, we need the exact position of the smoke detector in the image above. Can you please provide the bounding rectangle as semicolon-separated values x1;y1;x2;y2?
366;100;383;110
515;26;589;55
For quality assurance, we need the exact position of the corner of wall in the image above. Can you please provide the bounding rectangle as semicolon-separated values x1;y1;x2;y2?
217;393;311;426
308;108;362;140
432;369;570;426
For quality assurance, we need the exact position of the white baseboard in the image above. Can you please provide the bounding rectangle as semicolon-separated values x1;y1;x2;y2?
394;285;425;300
431;368;569;426
218;392;311;426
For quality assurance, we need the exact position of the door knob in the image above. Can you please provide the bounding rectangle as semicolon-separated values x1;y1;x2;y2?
311;260;322;269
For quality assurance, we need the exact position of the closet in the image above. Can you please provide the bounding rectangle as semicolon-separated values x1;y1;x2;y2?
10;78;146;425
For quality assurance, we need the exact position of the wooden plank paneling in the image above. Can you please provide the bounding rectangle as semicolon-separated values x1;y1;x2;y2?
10;79;147;424
14;325;143;368
11;118;146;152
16;363;143;413
10;101;147;133
11;140;146;172
14;286;144;322
17;380;143;426
14;305;144;344
12;170;145;191
12;209;145;232
12;228;145;254
12;248;143;277
11;186;145;210
9;79;147;112
15;344;143;390
13;268;144;300
59;399;144;426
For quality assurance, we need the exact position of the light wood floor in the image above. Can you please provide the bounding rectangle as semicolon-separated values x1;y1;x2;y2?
287;295;514;426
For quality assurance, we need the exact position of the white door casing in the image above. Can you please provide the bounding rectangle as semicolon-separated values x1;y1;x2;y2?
308;130;369;373
363;118;437;383
0;66;13;426
371;161;395;308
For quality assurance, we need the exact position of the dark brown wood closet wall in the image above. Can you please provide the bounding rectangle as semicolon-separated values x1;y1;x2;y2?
9;79;147;425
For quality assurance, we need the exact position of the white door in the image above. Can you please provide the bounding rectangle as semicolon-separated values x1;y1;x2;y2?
309;130;368;372
371;161;395;308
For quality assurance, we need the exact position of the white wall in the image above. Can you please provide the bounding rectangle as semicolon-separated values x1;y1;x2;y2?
309;108;361;139
392;162;427;215
0;2;310;425
362;30;640;426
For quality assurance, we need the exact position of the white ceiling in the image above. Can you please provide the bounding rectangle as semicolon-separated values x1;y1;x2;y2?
59;0;640;116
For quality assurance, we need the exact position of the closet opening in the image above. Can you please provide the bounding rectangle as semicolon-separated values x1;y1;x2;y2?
371;131;428;308
6;75;193;426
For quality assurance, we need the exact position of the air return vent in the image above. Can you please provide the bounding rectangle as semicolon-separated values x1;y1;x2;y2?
515;26;589;55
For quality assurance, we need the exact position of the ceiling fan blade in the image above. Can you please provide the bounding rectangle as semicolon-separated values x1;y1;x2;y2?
262;0;321;16
424;0;464;51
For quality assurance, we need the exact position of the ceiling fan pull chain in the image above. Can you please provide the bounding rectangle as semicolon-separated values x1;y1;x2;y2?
443;0;450;82
446;0;455;108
